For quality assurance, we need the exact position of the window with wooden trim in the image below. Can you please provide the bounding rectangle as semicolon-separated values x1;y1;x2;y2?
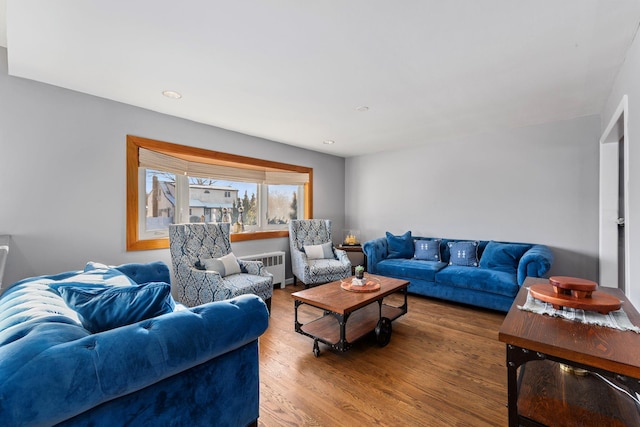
126;135;313;251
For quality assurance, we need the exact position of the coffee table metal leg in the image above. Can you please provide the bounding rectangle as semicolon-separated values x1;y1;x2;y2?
309;312;352;356
336;312;350;352
294;300;303;333
400;287;408;313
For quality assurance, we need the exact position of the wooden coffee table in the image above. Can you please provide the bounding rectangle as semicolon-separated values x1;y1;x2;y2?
291;274;408;357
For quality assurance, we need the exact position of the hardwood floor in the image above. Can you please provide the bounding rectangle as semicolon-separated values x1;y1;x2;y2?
258;285;508;426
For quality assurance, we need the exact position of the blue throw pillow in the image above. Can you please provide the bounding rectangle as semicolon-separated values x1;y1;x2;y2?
479;241;531;274
447;241;479;267
386;231;413;259
414;239;441;261
58;282;175;333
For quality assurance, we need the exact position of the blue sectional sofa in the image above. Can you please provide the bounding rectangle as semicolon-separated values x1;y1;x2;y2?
0;261;269;427
363;232;553;312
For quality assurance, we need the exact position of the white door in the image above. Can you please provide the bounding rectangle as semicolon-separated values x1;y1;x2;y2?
599;95;629;291
599;141;619;287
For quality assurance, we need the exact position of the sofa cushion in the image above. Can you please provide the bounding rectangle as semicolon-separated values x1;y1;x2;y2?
435;266;519;297
414;239;441;261
58;282;176;333
304;242;334;259
447;241;479;267
479;241;531;274
307;258;352;278
377;258;447;282
386;231;413;259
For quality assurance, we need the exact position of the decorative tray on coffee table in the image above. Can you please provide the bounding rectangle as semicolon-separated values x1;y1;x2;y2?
529;276;621;314
340;276;381;292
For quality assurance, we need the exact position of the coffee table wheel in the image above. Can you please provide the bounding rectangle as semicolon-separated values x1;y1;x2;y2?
313;339;320;357
375;317;392;347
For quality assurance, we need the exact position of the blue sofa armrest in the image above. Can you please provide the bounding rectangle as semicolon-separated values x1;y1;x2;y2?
0;294;269;426
363;237;388;274
517;244;554;285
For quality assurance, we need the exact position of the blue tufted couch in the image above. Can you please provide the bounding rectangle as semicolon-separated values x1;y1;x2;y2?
363;234;553;312
0;261;269;427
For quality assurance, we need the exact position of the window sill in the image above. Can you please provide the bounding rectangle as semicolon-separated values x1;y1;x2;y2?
231;229;289;242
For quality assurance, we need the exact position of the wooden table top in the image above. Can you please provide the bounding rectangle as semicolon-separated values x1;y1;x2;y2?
291;274;409;315
499;277;640;378
337;245;364;252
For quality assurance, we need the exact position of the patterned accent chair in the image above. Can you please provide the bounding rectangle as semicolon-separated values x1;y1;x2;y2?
289;219;351;288
169;223;273;311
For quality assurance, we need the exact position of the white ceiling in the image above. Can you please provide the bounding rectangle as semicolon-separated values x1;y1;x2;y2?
4;1;640;157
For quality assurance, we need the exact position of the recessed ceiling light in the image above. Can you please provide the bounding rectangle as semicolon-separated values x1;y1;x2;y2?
355;106;369;112
323;140;335;145
162;90;182;99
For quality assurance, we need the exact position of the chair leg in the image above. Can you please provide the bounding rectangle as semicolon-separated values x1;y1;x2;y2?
293;275;310;289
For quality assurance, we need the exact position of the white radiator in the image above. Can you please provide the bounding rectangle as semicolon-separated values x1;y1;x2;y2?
238;251;286;289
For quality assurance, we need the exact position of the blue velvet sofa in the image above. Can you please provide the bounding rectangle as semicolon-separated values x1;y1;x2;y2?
0;261;269;427
363;233;553;312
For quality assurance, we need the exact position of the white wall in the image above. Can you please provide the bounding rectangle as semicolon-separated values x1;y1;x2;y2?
0;48;346;288
346;115;601;280
601;28;640;306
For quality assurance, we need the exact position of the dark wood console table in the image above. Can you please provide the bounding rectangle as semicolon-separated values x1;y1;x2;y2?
499;277;640;426
338;244;367;274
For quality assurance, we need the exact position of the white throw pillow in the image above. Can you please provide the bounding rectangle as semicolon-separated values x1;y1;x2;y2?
201;253;241;277
304;242;334;260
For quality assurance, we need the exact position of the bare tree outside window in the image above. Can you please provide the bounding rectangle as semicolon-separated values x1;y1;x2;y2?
267;185;298;224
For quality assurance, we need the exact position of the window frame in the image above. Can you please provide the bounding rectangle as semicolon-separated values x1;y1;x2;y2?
126;135;313;251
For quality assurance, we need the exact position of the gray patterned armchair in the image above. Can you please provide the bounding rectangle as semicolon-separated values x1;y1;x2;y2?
169;223;273;310
289;219;351;288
